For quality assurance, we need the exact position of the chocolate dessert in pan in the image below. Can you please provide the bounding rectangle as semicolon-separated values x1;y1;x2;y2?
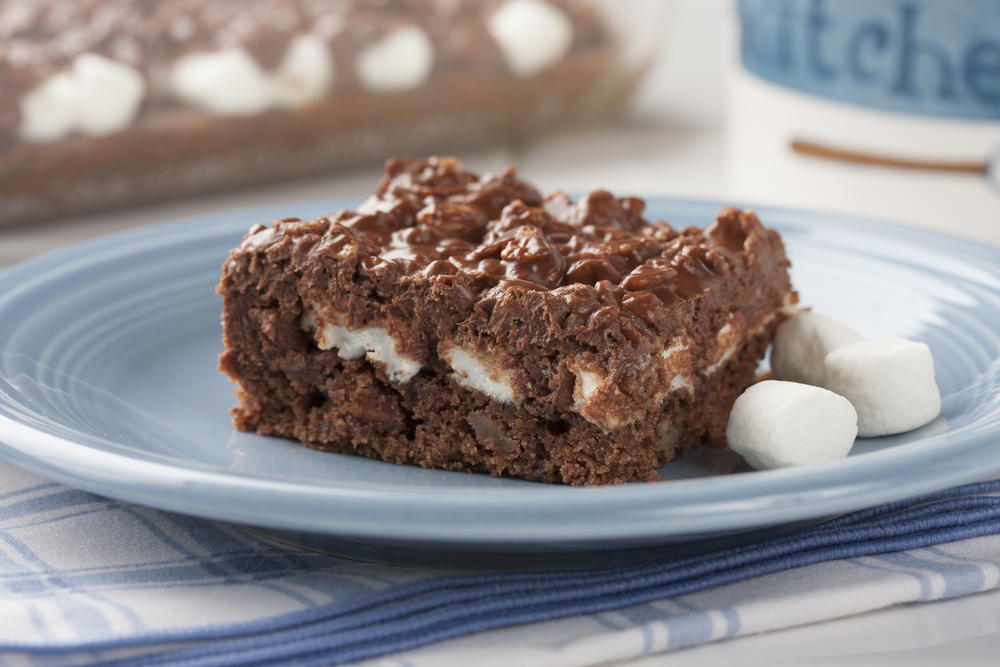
0;0;643;224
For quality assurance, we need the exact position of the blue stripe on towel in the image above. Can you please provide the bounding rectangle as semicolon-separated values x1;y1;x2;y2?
0;479;976;666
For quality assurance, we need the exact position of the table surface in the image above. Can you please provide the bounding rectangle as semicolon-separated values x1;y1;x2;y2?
2;124;998;665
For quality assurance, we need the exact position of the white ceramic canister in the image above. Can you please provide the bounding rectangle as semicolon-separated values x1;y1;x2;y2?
728;0;1000;242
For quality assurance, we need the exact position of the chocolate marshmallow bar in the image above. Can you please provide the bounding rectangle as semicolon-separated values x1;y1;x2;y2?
218;157;797;485
1;0;634;224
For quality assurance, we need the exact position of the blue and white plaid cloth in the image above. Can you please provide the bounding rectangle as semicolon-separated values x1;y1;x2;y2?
1;459;999;666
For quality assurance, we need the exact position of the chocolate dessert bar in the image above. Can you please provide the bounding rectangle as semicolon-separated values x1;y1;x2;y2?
218;157;797;485
1;0;636;224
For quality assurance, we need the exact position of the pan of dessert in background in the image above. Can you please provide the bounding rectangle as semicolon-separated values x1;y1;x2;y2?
0;0;668;225
728;0;1000;242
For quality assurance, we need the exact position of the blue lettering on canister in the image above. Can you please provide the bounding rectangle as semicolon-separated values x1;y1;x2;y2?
738;0;1000;120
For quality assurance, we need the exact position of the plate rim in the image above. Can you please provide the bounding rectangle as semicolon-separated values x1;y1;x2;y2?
1;197;998;545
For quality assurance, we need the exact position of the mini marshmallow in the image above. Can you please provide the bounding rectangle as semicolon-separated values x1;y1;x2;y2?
170;48;275;115
19;54;145;142
19;71;79;142
771;312;863;387
824;337;941;437
356;25;434;92
443;345;517;403
72;53;146;136
274;33;333;108
488;0;574;77
726;380;858;469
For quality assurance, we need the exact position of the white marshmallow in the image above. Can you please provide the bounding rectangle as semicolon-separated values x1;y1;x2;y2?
771;312;863;386
824;337;941;437
356;25;434;92
442;345;517;403
170;48;275;115
487;0;574;77
726;380;858;469
274;34;333;108
571;368;605;416
19;72;79;142
313;320;423;383
669;374;693;392
72;54;146;136
705;316;745;375
19;54;145;142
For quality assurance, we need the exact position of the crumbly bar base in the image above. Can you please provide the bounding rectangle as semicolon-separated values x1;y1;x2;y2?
222;299;779;485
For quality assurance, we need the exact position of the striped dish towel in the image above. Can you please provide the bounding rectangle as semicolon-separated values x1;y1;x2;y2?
0;460;998;666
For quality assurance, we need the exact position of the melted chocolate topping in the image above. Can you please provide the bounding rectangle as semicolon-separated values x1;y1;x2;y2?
255;157;766;324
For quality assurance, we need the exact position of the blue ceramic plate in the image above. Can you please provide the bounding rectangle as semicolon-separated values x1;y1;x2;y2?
0;199;998;555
